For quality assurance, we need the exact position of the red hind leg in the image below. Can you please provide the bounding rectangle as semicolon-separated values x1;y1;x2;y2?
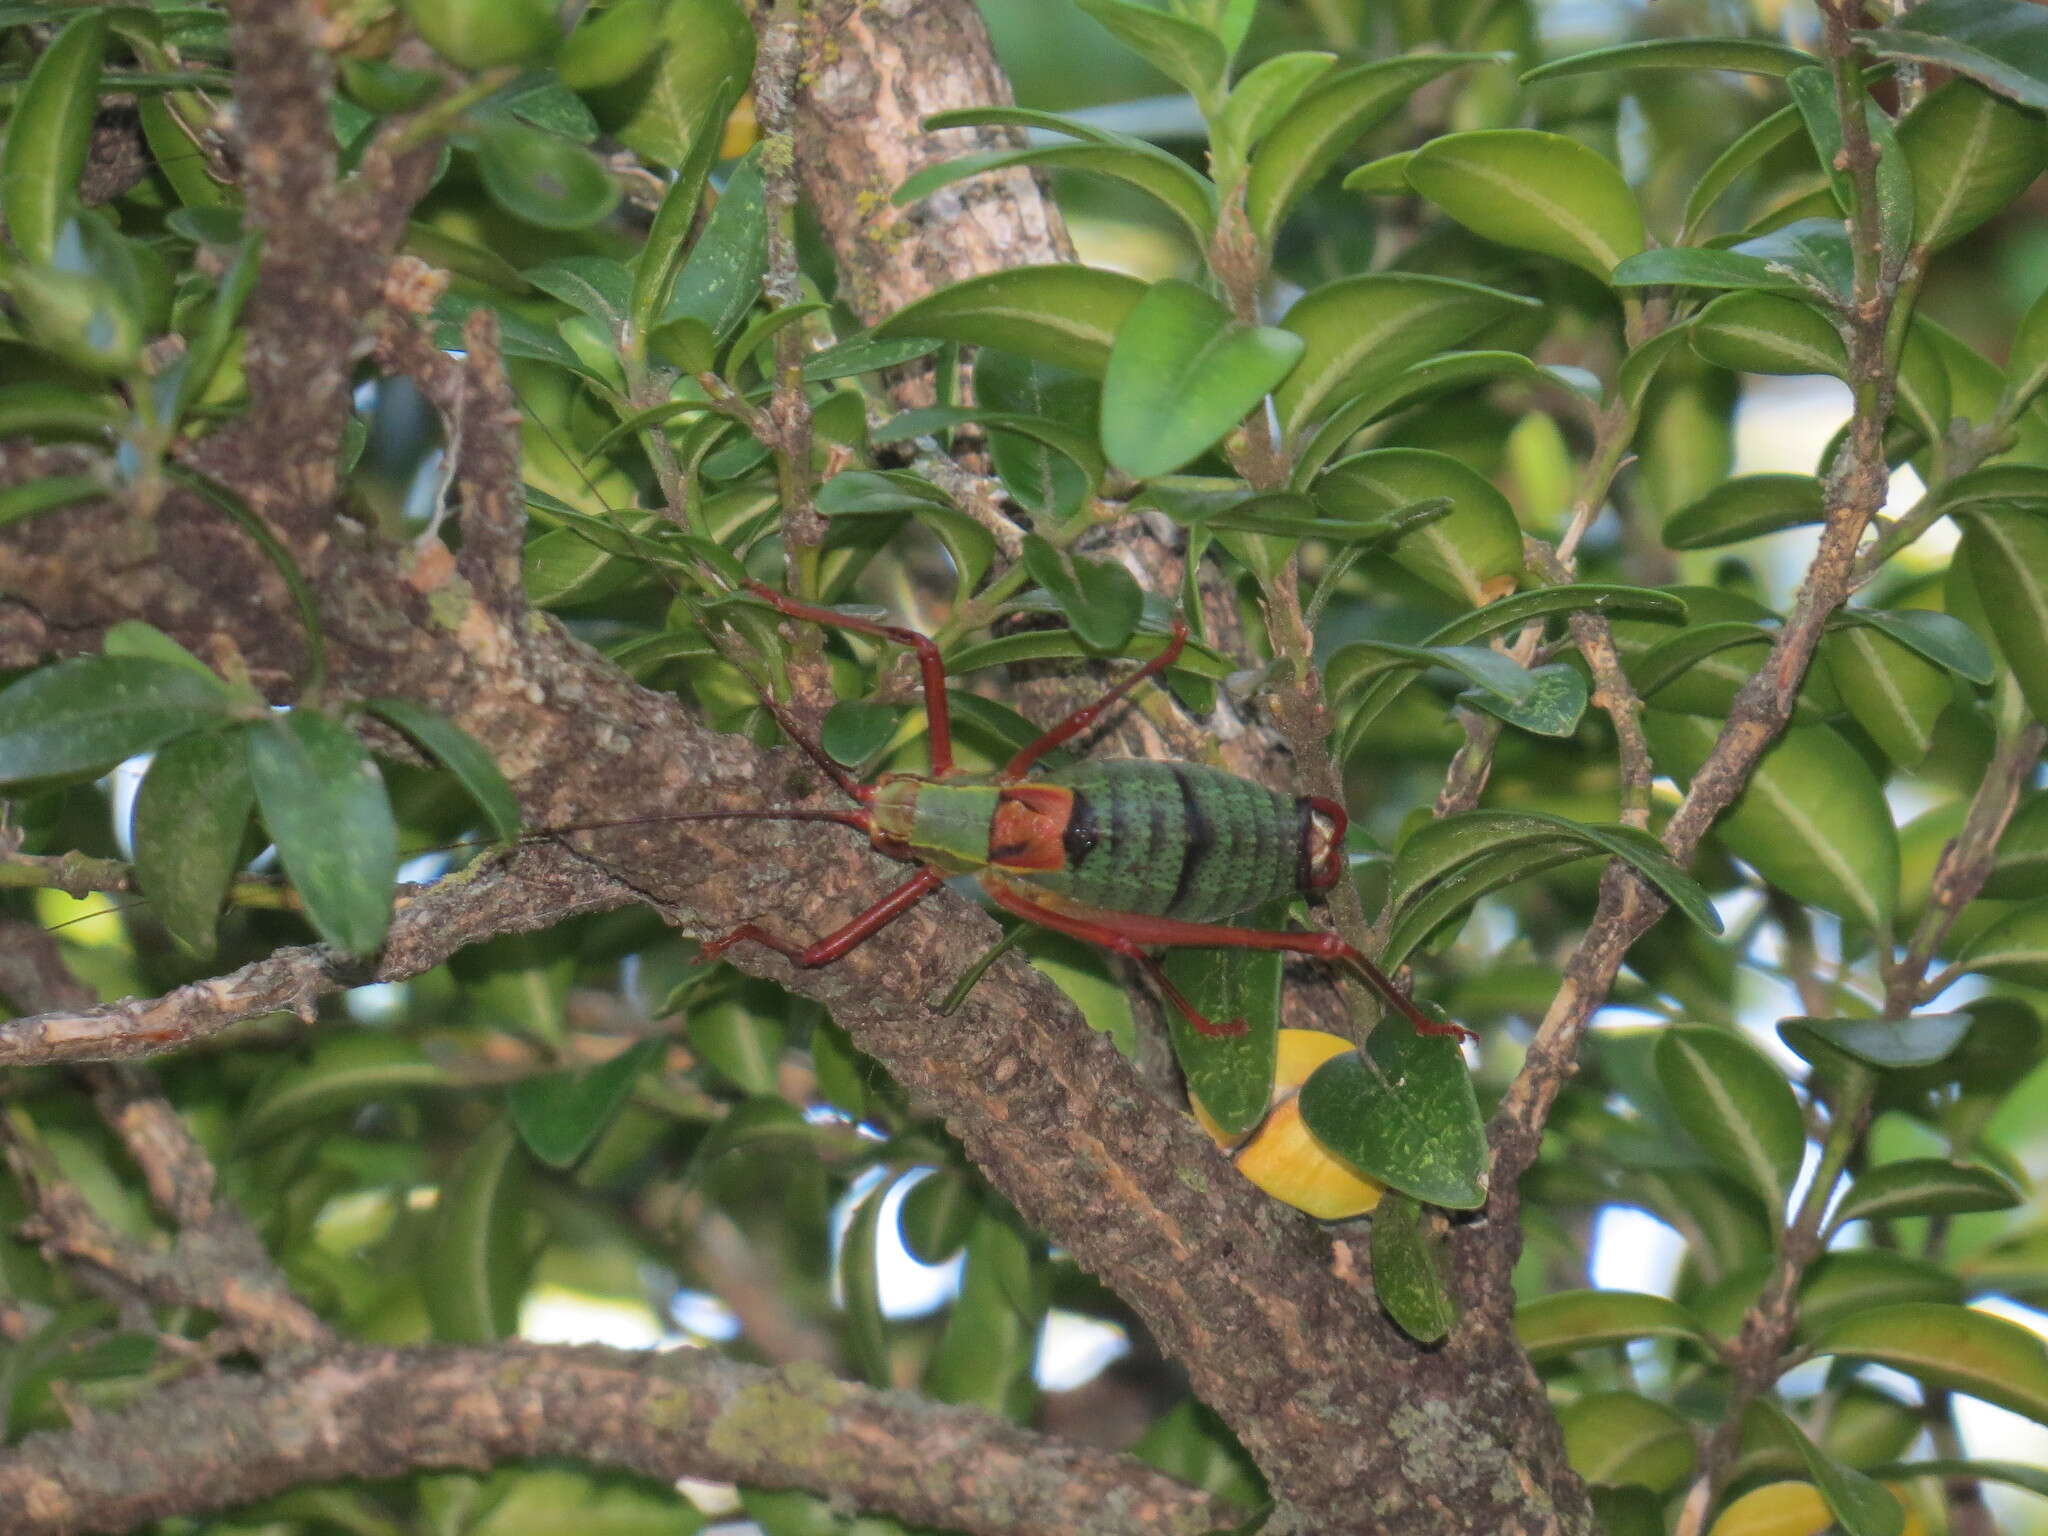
1001;620;1189;781
704;867;945;967
981;879;1471;1041
743;581;957;777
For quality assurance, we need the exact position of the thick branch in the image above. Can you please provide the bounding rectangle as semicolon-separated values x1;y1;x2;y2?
0;1343;1229;1536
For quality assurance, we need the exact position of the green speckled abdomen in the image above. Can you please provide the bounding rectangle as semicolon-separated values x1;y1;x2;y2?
1029;760;1308;921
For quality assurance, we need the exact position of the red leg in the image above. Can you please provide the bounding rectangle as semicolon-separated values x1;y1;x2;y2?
1001;620;1189;782
981;879;1472;1041
744;581;956;777
703;866;945;967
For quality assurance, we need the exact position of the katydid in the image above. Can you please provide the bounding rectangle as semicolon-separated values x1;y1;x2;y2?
674;581;1467;1042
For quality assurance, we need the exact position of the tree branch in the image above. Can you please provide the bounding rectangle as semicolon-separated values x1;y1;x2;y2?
0;1342;1231;1536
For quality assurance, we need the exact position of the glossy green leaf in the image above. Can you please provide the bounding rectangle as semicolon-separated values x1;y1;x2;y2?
363;697;521;845
1630;617;1840;725
1836;1158;2024;1224
1021;534;1143;651
1655;1025;1804;1213
923;1205;1042;1414
1987;791;2048;897
1213;50;1337;160
802;332;945;382
0;381;120;440
1833;607;1996;683
0;474;101;530
1559;1393;1697;1493
1371;1192;1456;1343
972;352;1101;521
1957;506;2048;723
476;123;619;230
840;1176;892;1390
1684;99;1807;239
1898;78;2048;251
0;655;232;787
896;141;1215;244
132;727;253;959
1099;279;1302;478
1867;1460;2048;1500
1523;37;1815;82
1691;291;1846;377
1811;1302;2048;1427
1459;662;1589;738
1295;1027;1484;1209
1406;129;1646;281
557;0;664;89
1960;898;2048;987
1644;712;1898;931
873;265;1146;379
246;710;399;957
1610;246;1798;294
1864;0;2048;111
1516;1289;1713;1359
819;701;904;768
1777;1012;1973;1071
1824;624;1952;767
524;255;631;332
236;1032;448;1145
1316;448;1522;606
1342;151;1413;194
1247;54;1491;247
1272;273;1537;442
1663;474;1825;549
1165;900;1283;1140
404;0;554;67
662;147;764;341
899;1168;978;1265
630;90;735;337
5;260;142;377
0;11;105;265
1074;0;1227;106
508;1039;660;1169
2009;281;2048;412
424;1118;528;1343
1295;349;1572;485
687;984;785;1097
1806;1258;1963;1336
610;0;752;169
1748;1398;1904;1536
816;469;996;601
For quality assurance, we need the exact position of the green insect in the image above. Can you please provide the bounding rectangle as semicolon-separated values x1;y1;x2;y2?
676;582;1467;1042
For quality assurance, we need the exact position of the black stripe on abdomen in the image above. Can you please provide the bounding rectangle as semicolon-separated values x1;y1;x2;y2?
1168;764;1217;916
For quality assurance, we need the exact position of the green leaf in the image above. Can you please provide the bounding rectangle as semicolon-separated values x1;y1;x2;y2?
1294;1027;1486;1210
609;0;753;169
245;710;399;957
1315;448;1522;607
0;655;232;787
1099;279;1302;478
1867;1460;2048;1500
687;984;785;1097
2009;281;2048;412
1213;50;1337;161
1272;273;1538;442
100;621;233;690
1516;1289;1713;1360
132;727;253;959
4;260;141;377
899;1168;978;1265
236;1032;447;1145
663;147;765;341
972;353;1101;521
362;698;521;845
1987;791;2048;897
1898;77;2048;251
1663;474;1825;549
815;469;996;602
1295;349;1573;485
1832;607;1996;683
1523;37;1817;82
476;122;619;230
0;381;120;440
630;90;735;336
557;0;665;89
403;0;555;68
840;1176;893;1390
1610;246;1799;294
1406;129;1646;281
1165;902;1283;1140
1020;534;1143;651
0;11;105;265
1811;1302;2048;1428
1863;0;2048;111
1382;812;1721;967
508;1039;660;1169
524;255;632;332
1459;662;1589;738
895;141;1216;245
1777;1012;1973;1071
1957;506;2048;724
1801;1251;1966;1337
802;331;947;382
1559;1393;1697;1493
1835;1159;2024;1224
819;701;904;768
1747;1398;1905;1536
1960;898;2048;987
1341;151;1414;194
1247;54;1492;247
1655;1025;1805;1214
1644;711;1898;931
1370;1192;1456;1344
1823;624;1952;767
1684;99;1808;240
873;265;1146;379
1691;291;1846;377
1073;0;1228;108
424;1118;529;1343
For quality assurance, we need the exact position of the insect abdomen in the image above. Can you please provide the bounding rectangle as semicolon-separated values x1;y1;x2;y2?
1031;760;1305;921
